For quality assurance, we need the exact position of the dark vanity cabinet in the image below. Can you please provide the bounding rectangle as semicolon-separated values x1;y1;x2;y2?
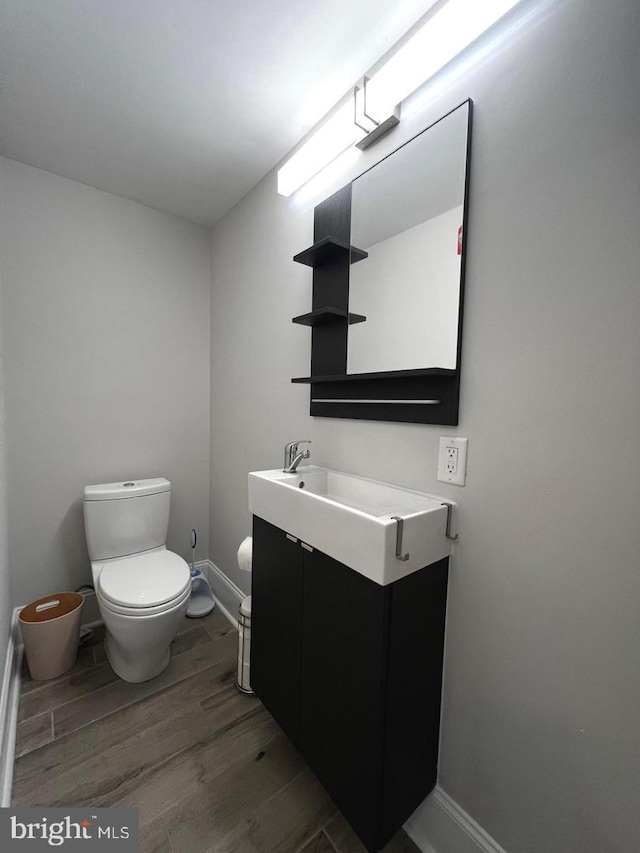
249;517;305;747
251;515;449;852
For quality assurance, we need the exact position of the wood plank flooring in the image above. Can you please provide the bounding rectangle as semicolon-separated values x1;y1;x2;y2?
13;609;421;853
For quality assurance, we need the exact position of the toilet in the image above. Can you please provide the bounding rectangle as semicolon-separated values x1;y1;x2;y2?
83;477;191;683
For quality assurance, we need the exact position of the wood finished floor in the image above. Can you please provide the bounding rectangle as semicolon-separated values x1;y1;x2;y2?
13;609;421;853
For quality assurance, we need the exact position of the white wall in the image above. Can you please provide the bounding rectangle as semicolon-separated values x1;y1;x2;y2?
209;1;640;852
210;178;311;587
0;159;211;606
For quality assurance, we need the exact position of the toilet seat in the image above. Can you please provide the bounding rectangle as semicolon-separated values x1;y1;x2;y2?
98;549;190;613
98;584;191;617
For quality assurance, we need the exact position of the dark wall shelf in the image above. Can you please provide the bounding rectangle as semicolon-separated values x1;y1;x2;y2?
292;367;456;384
293;236;368;267
292;308;366;327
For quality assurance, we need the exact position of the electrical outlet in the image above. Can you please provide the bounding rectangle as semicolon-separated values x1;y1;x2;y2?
445;446;459;475
437;437;468;485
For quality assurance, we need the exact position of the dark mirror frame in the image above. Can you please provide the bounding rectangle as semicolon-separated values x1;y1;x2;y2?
291;99;473;426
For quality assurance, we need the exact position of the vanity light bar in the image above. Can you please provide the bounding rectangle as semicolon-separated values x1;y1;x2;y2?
277;0;522;197
277;100;363;197
365;0;522;119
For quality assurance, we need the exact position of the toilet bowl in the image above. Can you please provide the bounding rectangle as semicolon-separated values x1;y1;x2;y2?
94;547;190;682
83;478;191;683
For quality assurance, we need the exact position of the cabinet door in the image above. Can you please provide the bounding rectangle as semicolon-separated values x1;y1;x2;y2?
380;558;448;845
250;516;304;747
300;547;389;852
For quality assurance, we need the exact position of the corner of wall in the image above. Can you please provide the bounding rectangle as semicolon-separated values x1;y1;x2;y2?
0;609;23;806
0;152;19;806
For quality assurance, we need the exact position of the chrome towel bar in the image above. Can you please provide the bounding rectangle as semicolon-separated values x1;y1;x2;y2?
391;504;458;561
391;516;410;562
312;398;442;405
441;502;459;542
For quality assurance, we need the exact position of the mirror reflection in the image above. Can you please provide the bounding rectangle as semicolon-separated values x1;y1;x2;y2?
347;101;470;375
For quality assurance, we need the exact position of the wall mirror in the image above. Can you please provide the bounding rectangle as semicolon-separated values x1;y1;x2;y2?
348;100;470;374
291;99;472;426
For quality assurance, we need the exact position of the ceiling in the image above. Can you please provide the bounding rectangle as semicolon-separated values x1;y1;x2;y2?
0;0;439;227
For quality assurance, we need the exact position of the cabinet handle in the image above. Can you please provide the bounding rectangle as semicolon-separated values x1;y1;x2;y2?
286;533;298;543
301;542;314;552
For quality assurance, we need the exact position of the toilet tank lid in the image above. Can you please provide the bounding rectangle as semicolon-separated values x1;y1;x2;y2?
84;478;171;501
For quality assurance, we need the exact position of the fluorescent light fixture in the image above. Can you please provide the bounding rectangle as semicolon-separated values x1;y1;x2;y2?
292;146;362;208
277;0;522;197
277;101;364;197
367;0;522;118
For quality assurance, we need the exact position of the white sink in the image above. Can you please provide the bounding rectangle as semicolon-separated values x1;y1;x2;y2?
248;466;455;586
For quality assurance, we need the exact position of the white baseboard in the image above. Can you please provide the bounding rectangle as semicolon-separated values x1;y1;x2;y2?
78;589;101;626
200;560;246;630
0;608;23;807
405;786;508;853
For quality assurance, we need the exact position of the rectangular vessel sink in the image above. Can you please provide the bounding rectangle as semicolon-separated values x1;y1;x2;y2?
248;466;454;586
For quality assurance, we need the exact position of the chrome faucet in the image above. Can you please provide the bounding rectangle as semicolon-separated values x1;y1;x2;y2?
283;440;311;473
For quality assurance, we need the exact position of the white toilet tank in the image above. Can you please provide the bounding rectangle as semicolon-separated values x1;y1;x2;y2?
83;478;172;561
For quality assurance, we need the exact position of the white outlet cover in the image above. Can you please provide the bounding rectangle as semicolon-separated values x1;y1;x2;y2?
437;437;468;486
